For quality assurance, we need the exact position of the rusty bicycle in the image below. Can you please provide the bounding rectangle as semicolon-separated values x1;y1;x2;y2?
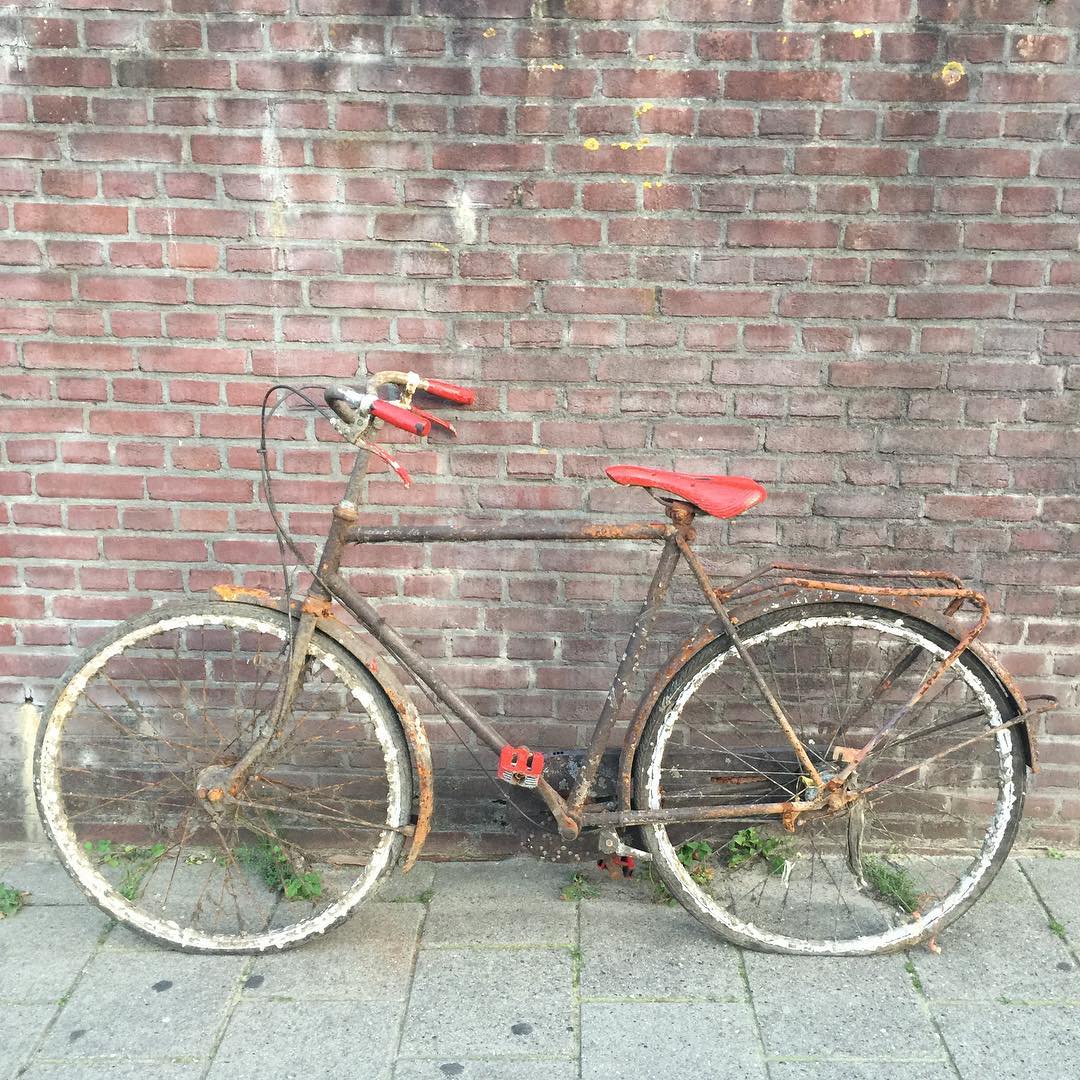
35;370;1051;955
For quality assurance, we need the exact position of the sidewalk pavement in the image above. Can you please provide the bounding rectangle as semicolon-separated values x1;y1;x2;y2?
2;843;1079;1080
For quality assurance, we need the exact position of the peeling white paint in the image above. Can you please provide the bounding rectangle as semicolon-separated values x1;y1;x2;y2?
37;608;407;952
645;613;1016;955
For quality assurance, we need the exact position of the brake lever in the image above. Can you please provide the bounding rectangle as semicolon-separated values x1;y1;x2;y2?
358;437;412;487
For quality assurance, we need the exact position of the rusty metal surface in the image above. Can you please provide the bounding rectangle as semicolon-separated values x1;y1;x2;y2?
566;533;683;821
347;520;674;545
207;583;437;866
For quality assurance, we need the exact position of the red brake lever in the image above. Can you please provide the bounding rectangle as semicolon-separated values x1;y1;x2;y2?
408;404;456;437
359;439;412;486
370;399;430;437
423;378;476;406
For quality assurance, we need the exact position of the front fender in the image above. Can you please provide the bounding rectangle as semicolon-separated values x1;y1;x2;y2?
210;586;434;870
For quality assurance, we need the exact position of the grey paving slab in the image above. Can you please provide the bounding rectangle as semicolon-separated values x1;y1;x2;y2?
581;1001;768;1080
394;1062;577;1080
0;848;86;906
241;901;423;1001
934;1002;1080;1079
207;999;401;1080
910;895;1080;1002
20;1061;203;1079
1020;857;1080;928
39;950;245;1060
0;1003;57;1079
399;947;574;1059
431;858;574;904
424;896;575;947
768;1064;957;1080
744;952;945;1062
0;906;108;1002
378;864;437;902
579;899;743;1001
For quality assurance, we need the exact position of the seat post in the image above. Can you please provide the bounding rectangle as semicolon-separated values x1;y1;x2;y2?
664;499;697;533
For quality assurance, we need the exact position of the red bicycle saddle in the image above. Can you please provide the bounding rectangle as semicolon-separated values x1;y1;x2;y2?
606;465;766;520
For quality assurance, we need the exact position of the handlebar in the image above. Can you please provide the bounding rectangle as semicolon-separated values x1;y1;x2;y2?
323;370;474;436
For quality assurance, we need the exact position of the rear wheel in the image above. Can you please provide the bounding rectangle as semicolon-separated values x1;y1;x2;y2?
633;602;1025;955
36;601;412;953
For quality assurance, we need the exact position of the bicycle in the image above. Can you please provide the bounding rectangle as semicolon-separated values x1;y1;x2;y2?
34;369;1052;956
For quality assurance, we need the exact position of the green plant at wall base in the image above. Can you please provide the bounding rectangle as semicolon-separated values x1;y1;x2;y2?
83;840;168;902
726;828;789;876
235;837;322;902
1046;848;1065;860
0;882;25;917
561;872;600;901
861;856;921;914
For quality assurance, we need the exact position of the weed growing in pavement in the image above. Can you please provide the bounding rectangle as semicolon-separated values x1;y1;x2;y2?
0;881;25;918
560;872;600;901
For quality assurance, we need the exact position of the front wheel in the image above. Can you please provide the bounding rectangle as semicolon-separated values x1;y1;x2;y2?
35;600;413;953
633;602;1025;956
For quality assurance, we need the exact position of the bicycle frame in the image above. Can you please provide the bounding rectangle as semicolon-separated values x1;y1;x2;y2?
231;393;1049;848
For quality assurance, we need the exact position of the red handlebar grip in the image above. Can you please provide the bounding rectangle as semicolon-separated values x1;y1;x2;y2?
370;399;431;437
424;378;476;405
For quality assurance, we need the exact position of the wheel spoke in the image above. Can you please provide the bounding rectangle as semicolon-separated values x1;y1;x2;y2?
636;604;1021;955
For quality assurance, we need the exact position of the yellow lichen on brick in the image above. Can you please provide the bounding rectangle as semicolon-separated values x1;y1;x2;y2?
633;102;654;118
583;137;601;151
852;27;874;38
940;60;966;86
482;26;496;38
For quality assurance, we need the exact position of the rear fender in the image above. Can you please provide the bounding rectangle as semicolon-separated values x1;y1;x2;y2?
615;599;1037;814
210;586;434;870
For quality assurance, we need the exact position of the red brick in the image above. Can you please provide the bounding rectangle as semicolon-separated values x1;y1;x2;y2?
896;292;1010;319
15;203;128;235
846;223;960;250
726;70;841;102
729;220;839;248
69;133;181;163
795;147;908;176
481;67;596;98
117;58;231;90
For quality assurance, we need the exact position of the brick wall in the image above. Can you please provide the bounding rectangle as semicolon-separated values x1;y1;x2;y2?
1;0;1078;851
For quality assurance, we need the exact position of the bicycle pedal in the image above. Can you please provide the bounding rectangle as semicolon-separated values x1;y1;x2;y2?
597;855;636;879
497;745;544;788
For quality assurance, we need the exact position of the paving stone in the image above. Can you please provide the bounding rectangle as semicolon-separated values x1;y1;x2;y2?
21;1061;203;1079
0;848;87;906
768;1063;956;1080
0;906;108;1002
743;952;944;1062
581;1001;767;1080
377;864;437;903
399;948;574;1059
394;1062;577;1080
207;999;400;1080
424;897;574;947
579;899;743;1001
431;859;573;904
934;1002;1080;1078
242;902;423;1000
39;950;244;1060
910;896;1080;1002
0;1003;57;1078
1019;857;1080;928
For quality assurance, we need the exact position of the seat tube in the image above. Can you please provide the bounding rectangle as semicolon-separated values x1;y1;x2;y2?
567;533;683;819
